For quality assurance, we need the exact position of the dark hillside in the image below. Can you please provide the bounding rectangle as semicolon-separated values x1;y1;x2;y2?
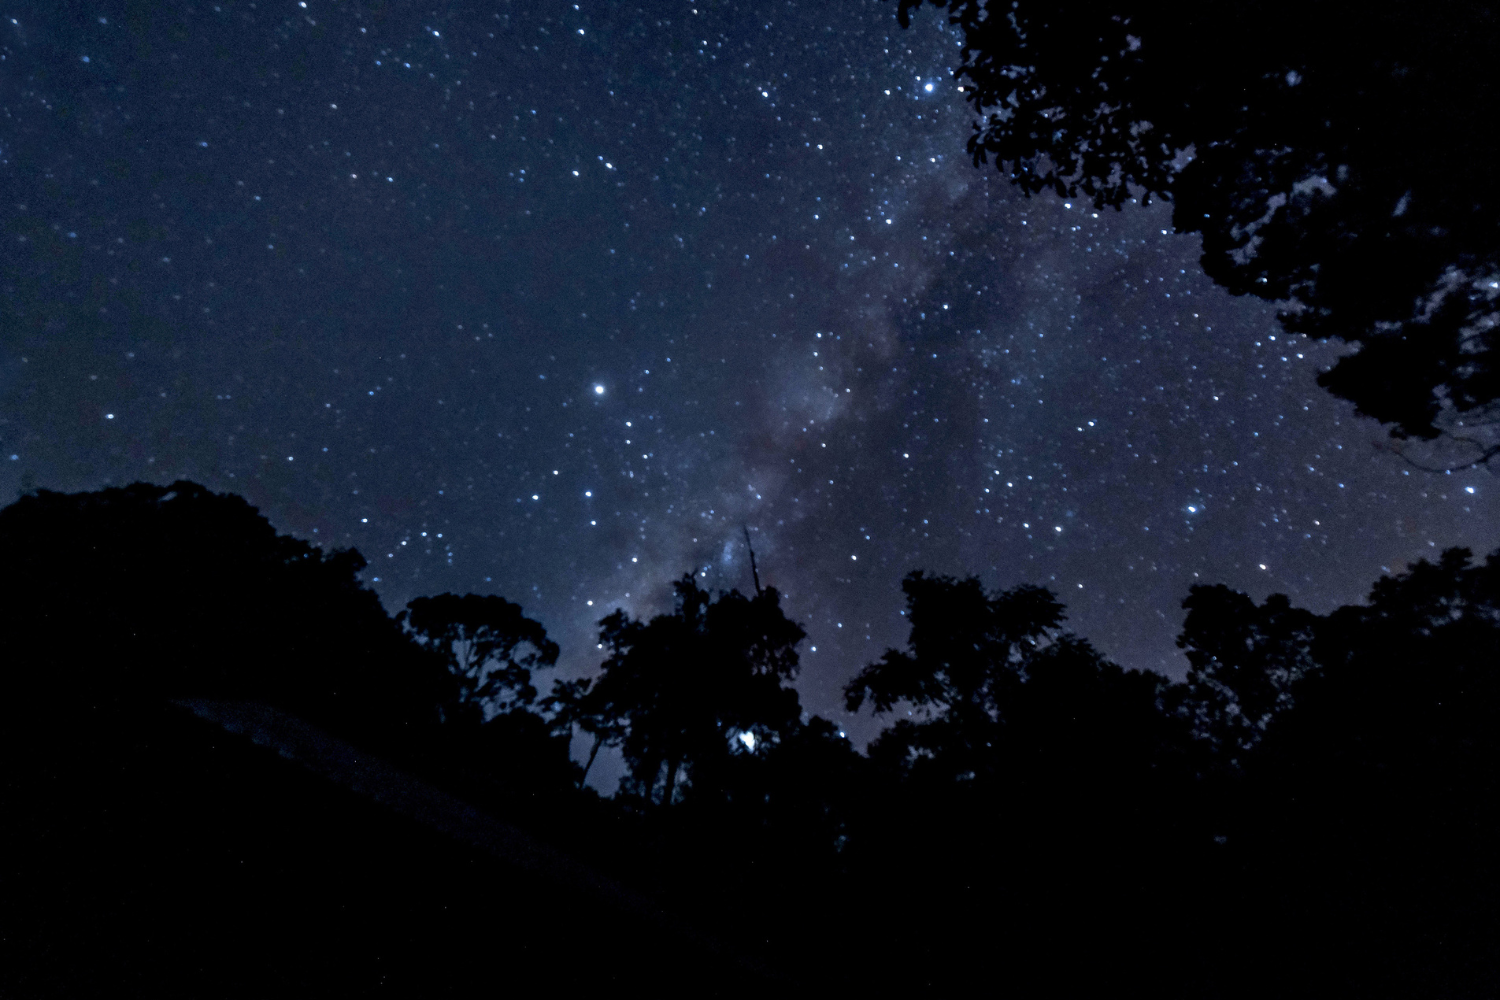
0;696;774;996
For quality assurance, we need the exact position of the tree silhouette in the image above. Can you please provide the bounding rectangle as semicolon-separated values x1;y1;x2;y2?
0;480;448;735
1269;546;1500;809
589;575;805;806
846;569;1184;815
14;480;1500;993
1213;547;1500;994
898;0;1500;447
844;571;1065;778
397;594;584;804
1175;585;1318;762
541;676;625;787
400;593;558;726
840;571;1190;995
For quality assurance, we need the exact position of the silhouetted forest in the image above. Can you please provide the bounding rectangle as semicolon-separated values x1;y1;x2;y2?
900;0;1500;457
4;481;1499;995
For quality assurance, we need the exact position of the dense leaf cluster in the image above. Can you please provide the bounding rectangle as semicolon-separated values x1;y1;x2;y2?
900;0;1500;446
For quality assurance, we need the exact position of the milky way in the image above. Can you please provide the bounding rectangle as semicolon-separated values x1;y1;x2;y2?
2;1;1495;762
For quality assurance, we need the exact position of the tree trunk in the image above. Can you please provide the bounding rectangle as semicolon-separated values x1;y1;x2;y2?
578;733;604;788
662;755;680;806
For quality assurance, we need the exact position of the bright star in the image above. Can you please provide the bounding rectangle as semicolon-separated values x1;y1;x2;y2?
594;384;605;395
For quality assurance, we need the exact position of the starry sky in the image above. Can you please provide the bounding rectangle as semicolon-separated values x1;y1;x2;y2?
3;0;1496;751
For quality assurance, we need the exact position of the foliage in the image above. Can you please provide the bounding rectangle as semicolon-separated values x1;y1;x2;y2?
0;480;450;733
1266;546;1500;821
400;592;558;724
844;571;1067;775
8;481;1500;993
1175;584;1318;761
589;574;805;805
898;0;1500;445
541;675;625;787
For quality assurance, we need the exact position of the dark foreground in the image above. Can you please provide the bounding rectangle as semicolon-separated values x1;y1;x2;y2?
0;698;780;997
3;481;1500;997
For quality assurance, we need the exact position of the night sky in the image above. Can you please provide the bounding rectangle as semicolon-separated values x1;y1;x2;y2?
3;1;1496;757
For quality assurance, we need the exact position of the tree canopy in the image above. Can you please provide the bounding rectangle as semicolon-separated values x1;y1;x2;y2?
844;572;1064;773
899;0;1500;451
401;592;558;725
589;574;806;805
8;481;1500;994
846;571;1179;804
0;480;450;732
1175;585;1318;761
